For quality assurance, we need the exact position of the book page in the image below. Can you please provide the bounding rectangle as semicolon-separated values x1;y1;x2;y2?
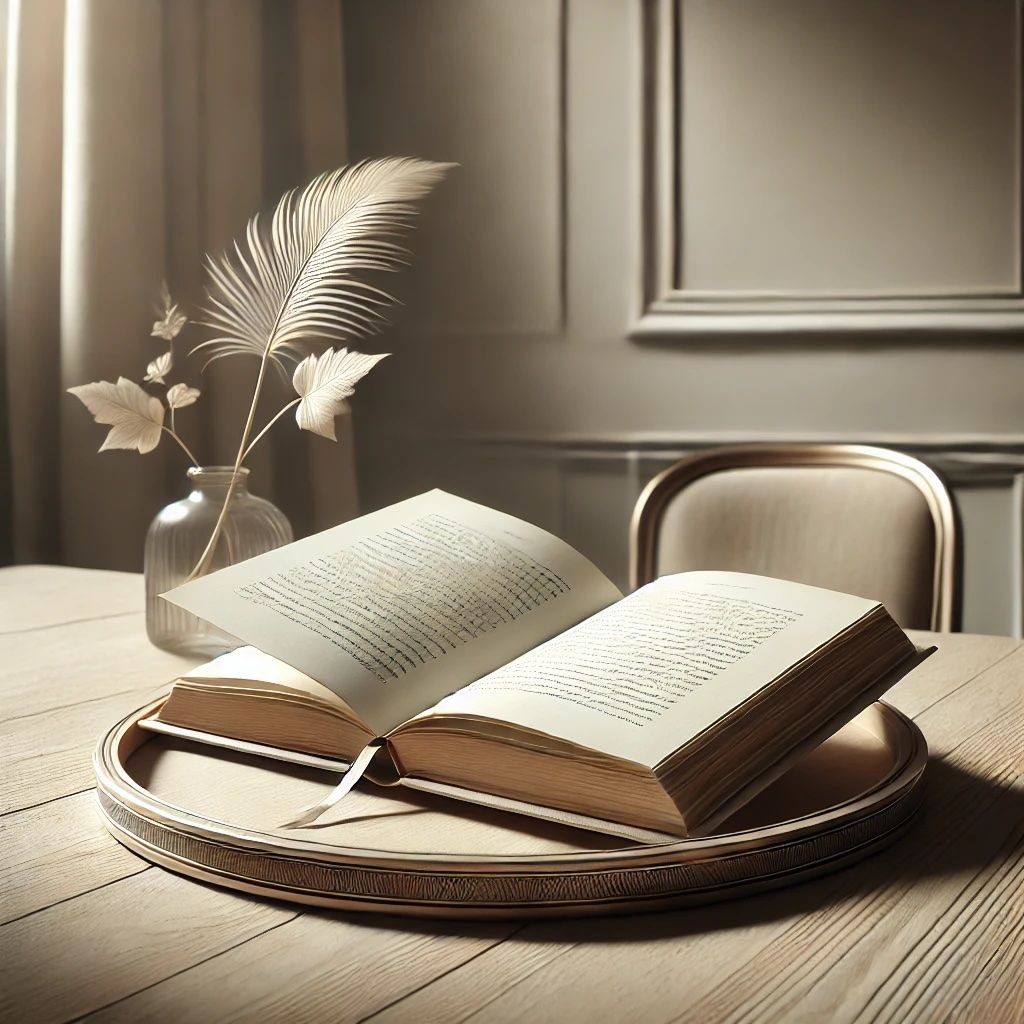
180;647;351;710
163;490;622;735
419;571;880;766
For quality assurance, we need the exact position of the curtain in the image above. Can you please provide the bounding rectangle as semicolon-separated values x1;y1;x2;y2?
2;0;358;570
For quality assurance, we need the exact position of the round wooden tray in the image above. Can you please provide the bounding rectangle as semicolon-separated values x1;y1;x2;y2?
94;697;927;919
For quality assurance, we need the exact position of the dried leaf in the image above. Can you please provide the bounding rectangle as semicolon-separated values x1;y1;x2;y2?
292;348;389;441
144;351;173;384
152;308;187;342
152;283;188;341
167;383;201;409
67;377;165;454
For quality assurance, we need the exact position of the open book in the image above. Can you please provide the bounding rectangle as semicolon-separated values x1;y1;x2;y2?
154;489;932;843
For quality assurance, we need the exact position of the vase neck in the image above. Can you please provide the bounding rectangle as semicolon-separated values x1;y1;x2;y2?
188;466;250;498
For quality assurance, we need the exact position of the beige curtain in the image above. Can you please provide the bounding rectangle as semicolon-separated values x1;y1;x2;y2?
2;0;359;570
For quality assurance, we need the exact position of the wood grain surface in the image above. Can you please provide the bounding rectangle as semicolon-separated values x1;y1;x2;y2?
1;566;1022;1023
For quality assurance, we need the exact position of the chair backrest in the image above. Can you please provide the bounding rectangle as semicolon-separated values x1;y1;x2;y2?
630;444;958;632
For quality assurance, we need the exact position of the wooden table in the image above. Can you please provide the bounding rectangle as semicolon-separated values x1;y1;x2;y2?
2;565;1023;1023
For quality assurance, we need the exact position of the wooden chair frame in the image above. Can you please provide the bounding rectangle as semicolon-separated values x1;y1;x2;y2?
630;444;959;632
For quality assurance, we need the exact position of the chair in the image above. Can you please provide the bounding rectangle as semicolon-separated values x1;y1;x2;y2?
630;444;958;632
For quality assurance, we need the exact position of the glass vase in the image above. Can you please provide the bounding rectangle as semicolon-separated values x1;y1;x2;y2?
145;466;293;656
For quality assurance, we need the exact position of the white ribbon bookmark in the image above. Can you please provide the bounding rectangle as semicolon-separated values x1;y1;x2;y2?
279;740;385;829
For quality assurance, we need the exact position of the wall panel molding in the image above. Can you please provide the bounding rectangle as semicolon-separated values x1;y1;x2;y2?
440;430;1024;486
416;429;1024;635
634;0;1024;337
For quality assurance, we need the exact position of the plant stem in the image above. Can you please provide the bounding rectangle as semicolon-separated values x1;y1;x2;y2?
161;426;200;467
185;191;335;581
240;398;300;463
185;354;271;580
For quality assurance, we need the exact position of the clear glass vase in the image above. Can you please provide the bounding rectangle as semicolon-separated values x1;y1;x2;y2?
145;466;293;656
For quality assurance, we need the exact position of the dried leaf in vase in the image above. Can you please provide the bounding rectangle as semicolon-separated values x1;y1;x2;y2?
292;348;389;441
166;383;201;409
145;351;173;384
67;377;165;454
151;283;188;342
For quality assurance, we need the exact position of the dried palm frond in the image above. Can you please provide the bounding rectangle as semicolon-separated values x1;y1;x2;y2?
191;157;453;374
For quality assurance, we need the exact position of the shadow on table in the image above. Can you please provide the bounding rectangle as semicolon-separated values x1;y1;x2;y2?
130;733;1018;942
295;756;1022;943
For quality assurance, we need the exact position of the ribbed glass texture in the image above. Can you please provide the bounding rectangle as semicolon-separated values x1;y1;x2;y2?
144;467;293;656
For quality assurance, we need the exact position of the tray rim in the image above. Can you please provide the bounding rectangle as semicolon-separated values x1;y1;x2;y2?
93;696;928;917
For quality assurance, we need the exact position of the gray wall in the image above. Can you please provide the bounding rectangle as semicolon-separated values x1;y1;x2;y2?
343;0;1024;636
